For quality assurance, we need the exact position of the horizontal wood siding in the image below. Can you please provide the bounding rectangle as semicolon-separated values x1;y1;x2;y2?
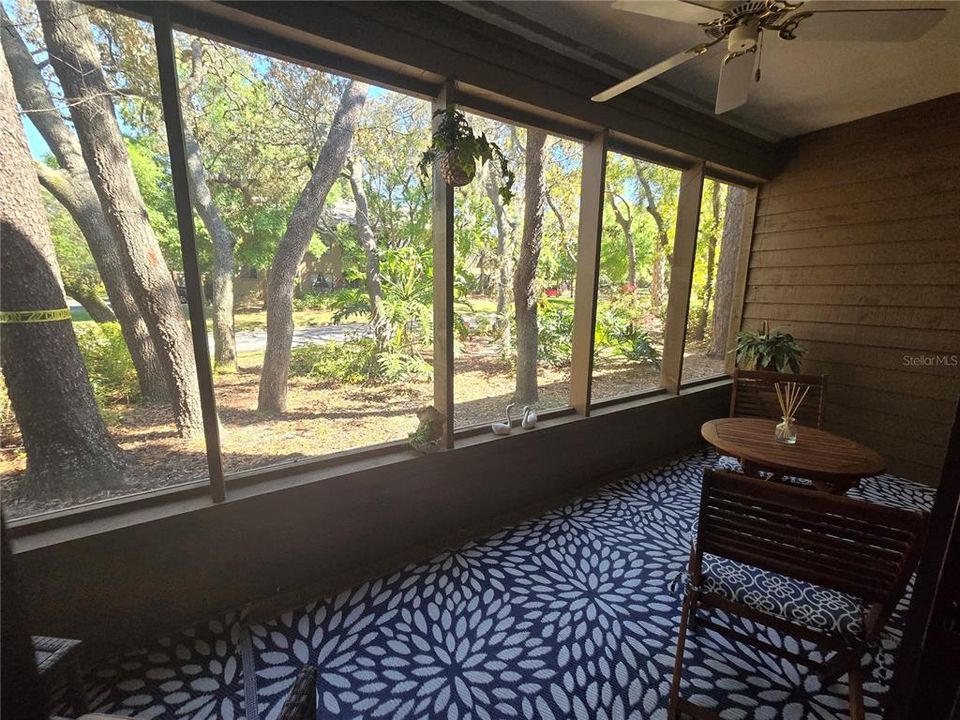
743;94;960;485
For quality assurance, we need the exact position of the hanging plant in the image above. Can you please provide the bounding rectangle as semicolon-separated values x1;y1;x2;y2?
418;107;515;203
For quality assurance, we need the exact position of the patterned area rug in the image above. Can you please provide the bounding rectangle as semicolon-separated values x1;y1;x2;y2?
72;449;934;720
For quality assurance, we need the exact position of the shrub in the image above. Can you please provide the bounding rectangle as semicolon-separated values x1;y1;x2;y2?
377;349;431;382
614;323;662;369
326;287;370;324
74;322;139;406
537;302;574;368
292;292;327;311
593;308;662;369
0;377;14;434
289;338;378;384
290;337;432;385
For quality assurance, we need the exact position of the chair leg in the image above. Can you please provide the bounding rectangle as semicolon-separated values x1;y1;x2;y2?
847;666;865;720
668;593;696;720
68;656;89;716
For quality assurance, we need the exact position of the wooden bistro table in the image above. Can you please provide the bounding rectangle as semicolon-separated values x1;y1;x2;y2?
701;417;885;494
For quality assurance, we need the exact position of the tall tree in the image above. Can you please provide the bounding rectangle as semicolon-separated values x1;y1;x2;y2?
258;80;367;413
1;6;168;400
607;190;637;287
513;129;547;404
346;160;390;354
485;166;513;353
38;0;201;436
0;47;124;499
634;160;671;313
692;181;722;342
709;186;747;357
181;38;237;371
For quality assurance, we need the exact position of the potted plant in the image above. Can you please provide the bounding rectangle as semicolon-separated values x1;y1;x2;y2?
734;321;805;372
418;107;514;202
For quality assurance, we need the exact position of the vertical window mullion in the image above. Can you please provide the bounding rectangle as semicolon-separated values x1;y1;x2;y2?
152;4;226;501
432;80;456;447
723;186;759;375
660;163;705;395
569;130;608;416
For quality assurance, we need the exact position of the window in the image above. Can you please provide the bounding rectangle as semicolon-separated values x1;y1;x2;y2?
0;1;751;526
680;179;748;385
1;2;206;519
171;30;434;475
591;152;682;403
451;113;582;429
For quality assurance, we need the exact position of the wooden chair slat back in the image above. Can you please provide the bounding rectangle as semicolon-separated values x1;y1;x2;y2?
697;469;927;607
730;369;827;428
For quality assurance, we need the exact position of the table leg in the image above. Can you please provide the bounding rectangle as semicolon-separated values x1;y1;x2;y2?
741;459;762;478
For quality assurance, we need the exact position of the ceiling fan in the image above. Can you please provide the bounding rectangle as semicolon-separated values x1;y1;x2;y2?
591;1;947;113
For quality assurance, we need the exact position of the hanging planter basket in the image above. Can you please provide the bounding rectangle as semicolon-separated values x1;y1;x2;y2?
419;107;515;201
436;150;476;187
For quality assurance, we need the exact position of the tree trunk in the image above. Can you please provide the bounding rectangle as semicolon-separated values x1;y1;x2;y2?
347;161;390;354
39;0;202;437
692;181;721;342
184;127;236;371
2;7;168;401
608;193;636;287
635;161;670;313
709;186;747;358
485;167;512;354
258;81;367;413
0;47;124;499
63;283;116;323
513;129;546;405
181;39;236;371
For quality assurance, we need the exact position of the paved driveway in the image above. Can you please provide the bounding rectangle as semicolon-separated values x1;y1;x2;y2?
209;323;371;353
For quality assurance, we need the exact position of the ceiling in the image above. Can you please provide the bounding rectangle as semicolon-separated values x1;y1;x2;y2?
451;1;960;141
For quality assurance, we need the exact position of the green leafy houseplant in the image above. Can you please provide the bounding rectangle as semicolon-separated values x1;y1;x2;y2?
735;323;805;373
418;107;515;202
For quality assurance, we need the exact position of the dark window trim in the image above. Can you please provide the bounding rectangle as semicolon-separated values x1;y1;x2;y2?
590;387;669;410
5;382;730;542
7;378;730;545
680;373;731;391
453;406;578;439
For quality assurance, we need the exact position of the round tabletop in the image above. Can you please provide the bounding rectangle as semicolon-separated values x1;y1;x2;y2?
701;417;885;484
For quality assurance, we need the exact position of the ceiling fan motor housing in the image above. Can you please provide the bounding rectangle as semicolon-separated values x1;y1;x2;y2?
727;21;760;52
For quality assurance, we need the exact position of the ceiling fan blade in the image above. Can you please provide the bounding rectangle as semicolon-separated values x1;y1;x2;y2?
715;50;756;114
592;43;713;102
782;9;946;42
611;1;724;25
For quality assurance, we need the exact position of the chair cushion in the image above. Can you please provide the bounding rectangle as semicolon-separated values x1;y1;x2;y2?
700;554;865;640
714;455;743;473
713;456;814;488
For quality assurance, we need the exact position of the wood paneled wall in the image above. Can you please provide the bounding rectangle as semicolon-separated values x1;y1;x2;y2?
742;94;960;485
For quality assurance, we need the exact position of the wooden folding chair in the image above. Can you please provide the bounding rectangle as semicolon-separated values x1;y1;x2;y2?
730;369;827;428
668;468;928;720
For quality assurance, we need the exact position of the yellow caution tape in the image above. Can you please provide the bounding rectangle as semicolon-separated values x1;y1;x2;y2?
0;308;72;324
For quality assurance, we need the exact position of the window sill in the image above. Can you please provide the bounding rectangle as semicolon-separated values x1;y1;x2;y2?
9;377;731;551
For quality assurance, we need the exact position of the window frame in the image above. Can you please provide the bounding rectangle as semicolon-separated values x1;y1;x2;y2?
4;1;759;533
677;175;759;389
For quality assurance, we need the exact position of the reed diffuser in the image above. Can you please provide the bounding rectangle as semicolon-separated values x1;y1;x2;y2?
773;381;809;444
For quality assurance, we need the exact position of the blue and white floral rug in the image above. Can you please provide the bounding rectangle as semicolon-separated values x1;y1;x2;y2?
72;449;935;720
